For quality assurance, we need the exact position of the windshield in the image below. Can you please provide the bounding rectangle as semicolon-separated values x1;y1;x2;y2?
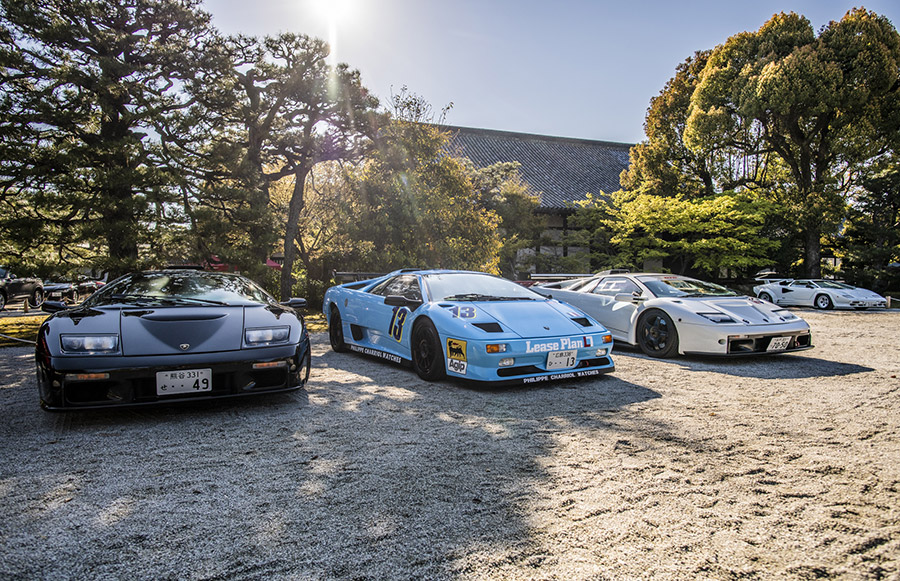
637;275;738;298
424;273;542;302
814;280;854;289
86;271;276;307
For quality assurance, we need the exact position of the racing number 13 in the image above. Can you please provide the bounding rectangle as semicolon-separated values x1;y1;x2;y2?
389;307;408;341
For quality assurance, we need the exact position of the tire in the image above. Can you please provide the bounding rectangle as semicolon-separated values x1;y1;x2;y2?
758;292;773;303
411;319;446;381
0;292;6;311
28;288;44;308
328;305;348;352
814;294;834;310
636;309;679;358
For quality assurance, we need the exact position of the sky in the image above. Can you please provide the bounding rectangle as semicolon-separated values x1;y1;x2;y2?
201;0;900;145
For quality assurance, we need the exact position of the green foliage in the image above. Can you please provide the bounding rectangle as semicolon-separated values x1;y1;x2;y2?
341;119;500;274
837;159;900;292
575;190;779;277
0;0;217;278
685;8;900;277
468;161;543;278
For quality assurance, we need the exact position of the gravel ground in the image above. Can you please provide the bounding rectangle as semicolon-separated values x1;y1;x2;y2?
1;310;899;580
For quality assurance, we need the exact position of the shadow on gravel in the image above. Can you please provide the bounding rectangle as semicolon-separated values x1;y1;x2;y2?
611;345;873;380
0;340;715;580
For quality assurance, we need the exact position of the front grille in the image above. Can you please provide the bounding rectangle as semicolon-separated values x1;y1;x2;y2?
727;333;811;354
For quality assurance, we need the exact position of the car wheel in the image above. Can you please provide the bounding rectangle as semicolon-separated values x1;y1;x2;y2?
411;319;446;381
0;292;6;311
328;305;348;352
758;292;773;303
814;294;834;310
29;289;44;308
636;309;679;358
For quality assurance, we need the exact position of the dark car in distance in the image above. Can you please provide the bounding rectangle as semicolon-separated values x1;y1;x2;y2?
36;270;311;410
0;266;43;310
43;278;105;304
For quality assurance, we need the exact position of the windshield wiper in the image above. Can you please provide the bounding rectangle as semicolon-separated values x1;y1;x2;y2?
442;293;496;301
110;294;227;306
170;296;229;306
442;293;536;301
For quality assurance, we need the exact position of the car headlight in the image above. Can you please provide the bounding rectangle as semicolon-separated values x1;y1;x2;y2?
245;326;291;346
60;334;119;354
698;312;736;324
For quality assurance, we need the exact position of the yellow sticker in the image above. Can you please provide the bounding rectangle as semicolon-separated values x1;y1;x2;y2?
446;338;467;361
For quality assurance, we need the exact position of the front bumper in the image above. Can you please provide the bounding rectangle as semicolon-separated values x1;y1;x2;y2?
446;333;616;385
677;320;813;356
37;334;311;410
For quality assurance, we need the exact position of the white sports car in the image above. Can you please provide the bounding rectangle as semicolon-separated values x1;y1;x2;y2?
753;279;887;310
533;272;813;358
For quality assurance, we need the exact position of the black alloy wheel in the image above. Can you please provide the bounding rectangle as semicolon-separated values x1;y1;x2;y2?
411;319;446;381
637;309;679;358
328;306;348;352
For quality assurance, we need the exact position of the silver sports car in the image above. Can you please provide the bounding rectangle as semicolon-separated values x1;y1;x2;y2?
533;272;813;357
753;279;887;310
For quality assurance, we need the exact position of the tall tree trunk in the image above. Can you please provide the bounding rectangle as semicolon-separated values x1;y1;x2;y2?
279;166;310;300
804;229;822;278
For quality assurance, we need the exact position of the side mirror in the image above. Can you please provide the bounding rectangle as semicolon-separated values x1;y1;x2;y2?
280;298;308;309
42;300;70;313
384;295;421;309
614;293;646;303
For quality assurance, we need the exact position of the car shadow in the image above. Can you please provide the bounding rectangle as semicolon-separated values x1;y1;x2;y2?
612;344;873;380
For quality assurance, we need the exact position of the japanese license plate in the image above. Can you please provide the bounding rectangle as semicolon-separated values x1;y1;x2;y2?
546;350;577;370
156;369;212;395
767;337;792;351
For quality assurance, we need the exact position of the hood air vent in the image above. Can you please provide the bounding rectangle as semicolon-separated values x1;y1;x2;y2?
473;322;503;333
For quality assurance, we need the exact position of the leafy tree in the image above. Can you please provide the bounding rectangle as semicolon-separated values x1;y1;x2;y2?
575;190;778;278
685;9;900;277
340;93;501;274
179;33;380;298
468;161;542;278
0;0;216;277
837;159;900;292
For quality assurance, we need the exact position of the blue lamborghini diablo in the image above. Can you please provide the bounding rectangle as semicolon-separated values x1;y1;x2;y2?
322;269;615;385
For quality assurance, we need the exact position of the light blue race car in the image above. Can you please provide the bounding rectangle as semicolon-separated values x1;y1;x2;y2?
323;269;615;385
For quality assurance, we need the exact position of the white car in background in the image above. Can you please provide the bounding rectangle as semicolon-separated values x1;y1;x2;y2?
533;272;813;358
753;279;887;310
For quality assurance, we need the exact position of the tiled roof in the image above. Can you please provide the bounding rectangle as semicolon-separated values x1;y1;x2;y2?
446;125;633;211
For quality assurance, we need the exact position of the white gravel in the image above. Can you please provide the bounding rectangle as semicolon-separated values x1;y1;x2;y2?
1;310;899;580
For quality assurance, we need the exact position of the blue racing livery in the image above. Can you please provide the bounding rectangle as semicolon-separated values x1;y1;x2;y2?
323;269;615;385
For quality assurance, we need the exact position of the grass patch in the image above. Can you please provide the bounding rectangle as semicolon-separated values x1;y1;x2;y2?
0;314;47;348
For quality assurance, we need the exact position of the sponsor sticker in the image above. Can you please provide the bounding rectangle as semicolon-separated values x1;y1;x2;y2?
525;336;590;353
446;338;467;375
348;343;403;364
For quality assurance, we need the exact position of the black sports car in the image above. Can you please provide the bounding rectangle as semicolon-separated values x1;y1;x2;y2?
36;270;311;410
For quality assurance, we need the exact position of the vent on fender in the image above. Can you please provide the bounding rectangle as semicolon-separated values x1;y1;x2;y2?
473;322;503;333
571;317;592;327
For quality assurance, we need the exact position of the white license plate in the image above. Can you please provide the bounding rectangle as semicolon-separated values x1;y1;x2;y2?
156;369;212;395
767;337;792;351
546;350;577;370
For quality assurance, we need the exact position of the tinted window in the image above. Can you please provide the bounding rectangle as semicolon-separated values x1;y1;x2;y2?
370;275;422;301
591;277;641;296
87;271;275;306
